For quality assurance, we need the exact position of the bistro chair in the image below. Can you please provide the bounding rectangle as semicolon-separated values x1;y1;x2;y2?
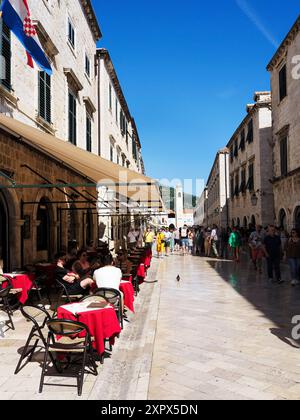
79;295;108;305
15;305;57;374
28;275;52;307
94;288;123;330
39;319;98;397
55;278;84;310
0;275;15;330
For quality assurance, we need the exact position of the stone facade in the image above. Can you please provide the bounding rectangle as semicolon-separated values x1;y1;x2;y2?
227;92;274;228
97;49;144;174
205;149;230;228
0;0;148;269
267;17;300;230
0;129;98;272
0;0;100;154
194;188;207;226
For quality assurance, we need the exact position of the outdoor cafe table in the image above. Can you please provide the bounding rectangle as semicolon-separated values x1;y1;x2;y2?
57;303;122;356
3;273;34;304
120;281;135;313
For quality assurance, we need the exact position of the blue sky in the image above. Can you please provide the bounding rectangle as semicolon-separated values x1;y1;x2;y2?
93;1;299;193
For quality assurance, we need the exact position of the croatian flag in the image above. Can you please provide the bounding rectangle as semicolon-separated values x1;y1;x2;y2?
1;0;52;75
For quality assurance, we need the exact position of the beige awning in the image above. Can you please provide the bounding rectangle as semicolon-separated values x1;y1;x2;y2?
0;114;164;212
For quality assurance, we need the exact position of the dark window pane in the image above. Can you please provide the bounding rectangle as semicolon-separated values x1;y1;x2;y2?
279;65;287;102
280;137;288;176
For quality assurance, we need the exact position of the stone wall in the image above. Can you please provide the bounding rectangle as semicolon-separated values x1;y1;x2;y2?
0;130;98;270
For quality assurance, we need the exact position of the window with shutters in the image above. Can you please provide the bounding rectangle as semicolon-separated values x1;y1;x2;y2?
109;84;112;110
234;139;238;158
38;71;51;123
85;54;91;78
68;18;75;49
86;113;92;152
279;64;287;102
68;91;77;145
235;173;239;197
247;163;254;191
247;120;254;143
0;18;11;91
110;145;114;162
240;167;246;194
132;139;138;161
230;146;234;163
240;129;245;151
280;137;288;176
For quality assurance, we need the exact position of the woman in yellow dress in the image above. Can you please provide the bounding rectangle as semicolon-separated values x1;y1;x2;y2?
156;228;165;258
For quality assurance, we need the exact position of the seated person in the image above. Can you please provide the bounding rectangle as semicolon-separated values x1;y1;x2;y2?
116;251;133;275
72;249;100;279
87;240;97;253
93;253;122;292
55;252;94;296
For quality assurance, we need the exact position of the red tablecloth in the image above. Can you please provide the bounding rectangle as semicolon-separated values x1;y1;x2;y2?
3;274;34;304
57;305;122;355
120;281;135;313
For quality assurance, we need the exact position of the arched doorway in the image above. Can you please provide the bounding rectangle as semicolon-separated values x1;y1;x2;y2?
279;209;287;230
294;207;300;229
237;218;241;228
37;198;51;254
243;217;248;228
251;215;256;227
0;192;9;272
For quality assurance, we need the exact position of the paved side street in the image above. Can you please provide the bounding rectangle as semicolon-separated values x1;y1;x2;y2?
1;255;300;400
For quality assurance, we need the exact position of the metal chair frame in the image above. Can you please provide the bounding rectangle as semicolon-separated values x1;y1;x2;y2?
15;305;57;374
94;288;123;329
39;319;98;396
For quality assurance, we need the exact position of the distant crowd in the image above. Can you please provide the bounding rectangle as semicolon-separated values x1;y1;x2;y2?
144;224;300;287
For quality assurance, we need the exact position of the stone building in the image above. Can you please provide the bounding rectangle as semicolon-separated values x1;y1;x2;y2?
0;0;101;152
227;92;274;228
205;149;230;228
96;49;144;174
194;188;207;226
267;16;300;230
0;0;159;271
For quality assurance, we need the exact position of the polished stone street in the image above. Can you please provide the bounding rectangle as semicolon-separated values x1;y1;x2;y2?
1;254;300;400
149;254;300;400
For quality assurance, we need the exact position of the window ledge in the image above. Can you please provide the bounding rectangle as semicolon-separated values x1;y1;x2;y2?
36;116;56;135
0;85;19;107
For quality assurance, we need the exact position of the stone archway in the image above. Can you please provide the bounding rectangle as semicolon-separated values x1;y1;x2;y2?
294;207;300;229
0;188;20;271
279;209;287;230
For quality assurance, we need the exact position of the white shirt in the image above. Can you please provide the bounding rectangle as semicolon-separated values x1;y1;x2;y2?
128;231;137;243
93;266;122;291
211;229;218;241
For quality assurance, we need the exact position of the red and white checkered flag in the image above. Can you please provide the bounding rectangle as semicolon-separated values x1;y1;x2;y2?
23;16;36;37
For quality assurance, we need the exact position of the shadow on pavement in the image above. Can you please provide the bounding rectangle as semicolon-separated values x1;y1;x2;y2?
205;256;300;349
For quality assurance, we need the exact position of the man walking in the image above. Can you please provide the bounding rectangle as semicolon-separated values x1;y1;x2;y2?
263;225;283;284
